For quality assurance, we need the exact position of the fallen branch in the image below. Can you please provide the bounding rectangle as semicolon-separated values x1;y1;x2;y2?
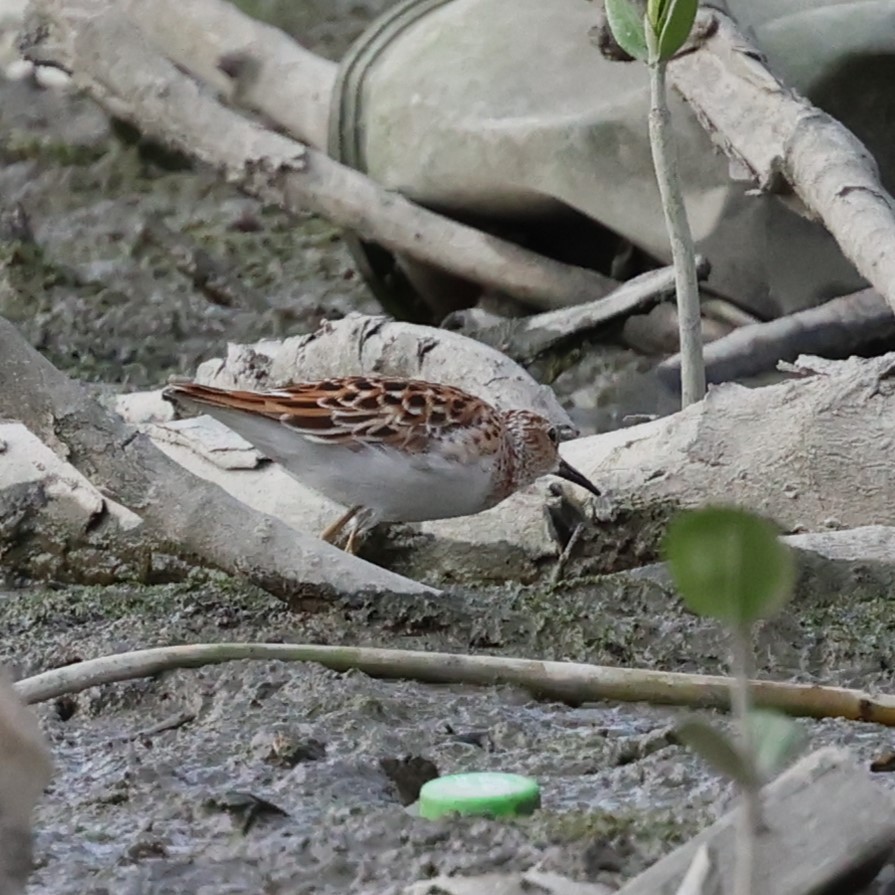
15;642;895;726
105;0;337;150
658;287;895;386
140;354;895;581
0;315;437;605
21;2;617;312
619;747;895;895
665;8;895;314
442;258;710;362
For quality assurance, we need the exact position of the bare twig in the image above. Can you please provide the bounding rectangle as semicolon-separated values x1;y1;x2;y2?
0;315;437;606
21;2;617;312
675;845;718;895
14;641;895;726
550;522;586;586
443;258;710;361
127;710;196;741
658;287;895;386
667;8;895;315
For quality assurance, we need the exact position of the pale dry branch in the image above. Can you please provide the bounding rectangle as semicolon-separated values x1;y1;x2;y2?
190;314;576;432
659;287;895;386
619;748;895;895
21;0;617;312
667;9;895;313
109;0;336;149
124;358;895;583
15;642;895;726
442;258;710;362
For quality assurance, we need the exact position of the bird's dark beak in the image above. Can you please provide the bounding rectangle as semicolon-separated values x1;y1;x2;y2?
556;458;601;497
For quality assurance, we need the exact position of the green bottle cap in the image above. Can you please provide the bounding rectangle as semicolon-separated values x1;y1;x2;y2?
418;772;541;820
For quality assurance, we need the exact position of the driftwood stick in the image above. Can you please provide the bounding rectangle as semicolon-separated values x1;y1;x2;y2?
112;0;336;150
21;1;616;312
15;641;895;727
443;258;710;361
0;315;437;605
666;9;895;314
658;287;895;386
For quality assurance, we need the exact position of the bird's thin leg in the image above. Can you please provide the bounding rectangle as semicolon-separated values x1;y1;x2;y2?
320;506;362;546
345;507;378;554
345;525;361;556
344;508;377;555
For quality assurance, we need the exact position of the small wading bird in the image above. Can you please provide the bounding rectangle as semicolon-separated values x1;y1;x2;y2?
163;375;601;553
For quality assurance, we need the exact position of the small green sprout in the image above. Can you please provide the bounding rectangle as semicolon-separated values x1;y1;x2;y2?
647;0;699;61
665;506;795;628
602;0;705;406
665;506;801;895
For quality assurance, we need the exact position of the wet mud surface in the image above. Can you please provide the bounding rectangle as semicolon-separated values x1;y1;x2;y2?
3;577;895;894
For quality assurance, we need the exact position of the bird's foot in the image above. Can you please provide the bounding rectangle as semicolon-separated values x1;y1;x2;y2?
320;506;377;555
320;506;362;546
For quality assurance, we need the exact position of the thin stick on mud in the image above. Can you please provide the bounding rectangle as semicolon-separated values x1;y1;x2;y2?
15;642;895;728
666;8;895;316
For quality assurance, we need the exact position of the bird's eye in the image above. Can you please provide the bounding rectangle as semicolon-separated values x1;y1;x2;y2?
547;426;558;444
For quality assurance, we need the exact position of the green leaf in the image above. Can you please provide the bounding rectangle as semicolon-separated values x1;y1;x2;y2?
748;710;804;781
646;0;663;31
604;0;649;61
676;718;758;788
664;507;795;626
655;0;698;59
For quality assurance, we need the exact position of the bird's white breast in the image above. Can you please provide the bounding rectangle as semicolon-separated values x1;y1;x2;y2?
195;406;498;523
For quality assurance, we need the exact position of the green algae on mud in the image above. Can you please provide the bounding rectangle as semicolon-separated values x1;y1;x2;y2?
0;578;275;639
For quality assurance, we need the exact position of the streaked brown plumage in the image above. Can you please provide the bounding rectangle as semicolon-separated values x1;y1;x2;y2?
163;375;599;552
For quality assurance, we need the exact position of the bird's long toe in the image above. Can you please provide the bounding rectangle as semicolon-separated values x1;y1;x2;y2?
320;506;363;546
